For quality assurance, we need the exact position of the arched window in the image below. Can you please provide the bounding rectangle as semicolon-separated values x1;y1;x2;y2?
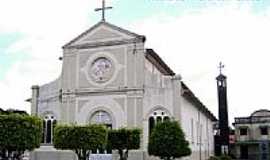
148;109;170;136
43;114;57;144
90;110;113;129
149;117;155;136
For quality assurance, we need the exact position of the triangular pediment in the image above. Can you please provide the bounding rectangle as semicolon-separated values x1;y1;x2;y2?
63;21;145;48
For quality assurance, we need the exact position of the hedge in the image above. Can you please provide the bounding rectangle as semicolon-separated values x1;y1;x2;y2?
0;114;42;159
54;124;107;160
108;128;141;160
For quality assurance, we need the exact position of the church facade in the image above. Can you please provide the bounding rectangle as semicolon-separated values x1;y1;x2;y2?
30;21;217;160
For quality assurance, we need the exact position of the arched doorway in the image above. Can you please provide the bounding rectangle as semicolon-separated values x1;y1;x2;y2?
90;110;113;129
89;110;113;155
43;114;57;144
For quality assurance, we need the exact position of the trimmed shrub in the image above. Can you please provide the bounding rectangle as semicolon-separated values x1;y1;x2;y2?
108;128;141;160
208;156;220;160
208;155;232;160
0;114;42;159
219;155;232;160
148;120;191;160
0;108;28;115
54;124;107;160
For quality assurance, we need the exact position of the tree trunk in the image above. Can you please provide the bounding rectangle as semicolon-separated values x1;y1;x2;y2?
13;150;23;160
82;150;87;160
123;150;128;160
75;150;84;160
163;157;172;160
7;150;12;160
119;149;128;160
118;149;129;160
0;149;7;159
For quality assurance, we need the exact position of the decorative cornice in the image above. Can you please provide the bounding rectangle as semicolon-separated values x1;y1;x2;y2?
73;88;144;96
64;37;145;49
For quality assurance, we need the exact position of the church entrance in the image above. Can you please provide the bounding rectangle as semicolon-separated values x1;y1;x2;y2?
89;110;113;160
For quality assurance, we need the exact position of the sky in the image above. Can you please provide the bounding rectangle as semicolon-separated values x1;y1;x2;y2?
0;0;270;124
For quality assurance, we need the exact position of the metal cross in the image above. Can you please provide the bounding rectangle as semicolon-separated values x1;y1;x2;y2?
94;0;113;22
218;62;225;74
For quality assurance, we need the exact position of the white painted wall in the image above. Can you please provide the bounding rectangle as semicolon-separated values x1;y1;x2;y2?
37;78;61;120
180;97;215;159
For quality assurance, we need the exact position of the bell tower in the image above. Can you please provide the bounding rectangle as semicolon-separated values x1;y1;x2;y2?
216;62;229;155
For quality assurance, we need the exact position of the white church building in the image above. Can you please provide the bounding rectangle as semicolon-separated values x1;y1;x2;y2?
30;19;217;160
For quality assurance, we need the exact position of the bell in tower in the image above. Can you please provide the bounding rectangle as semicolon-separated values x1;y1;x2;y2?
216;62;230;155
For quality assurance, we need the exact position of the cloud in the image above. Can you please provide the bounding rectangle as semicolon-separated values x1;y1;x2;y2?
127;3;270;122
0;0;103;111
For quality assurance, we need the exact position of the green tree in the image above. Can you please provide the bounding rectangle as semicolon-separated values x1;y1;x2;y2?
0;108;28;115
0;108;4;114
208;156;220;160
148;120;191;160
219;155;232;160
208;155;232;160
5;109;28;115
107;128;141;160
0;114;42;159
54;124;107;160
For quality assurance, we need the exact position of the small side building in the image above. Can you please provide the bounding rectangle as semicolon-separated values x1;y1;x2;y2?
233;109;270;160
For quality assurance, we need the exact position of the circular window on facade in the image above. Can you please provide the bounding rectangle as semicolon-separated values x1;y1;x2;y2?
90;57;114;83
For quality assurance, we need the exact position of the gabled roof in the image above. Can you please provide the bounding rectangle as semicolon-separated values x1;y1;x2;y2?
181;82;217;121
63;21;146;49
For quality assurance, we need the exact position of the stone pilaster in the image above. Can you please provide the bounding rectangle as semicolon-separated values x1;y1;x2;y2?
172;74;182;123
31;85;39;116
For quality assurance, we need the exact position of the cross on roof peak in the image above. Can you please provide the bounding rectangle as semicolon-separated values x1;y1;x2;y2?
94;0;113;22
218;62;225;75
